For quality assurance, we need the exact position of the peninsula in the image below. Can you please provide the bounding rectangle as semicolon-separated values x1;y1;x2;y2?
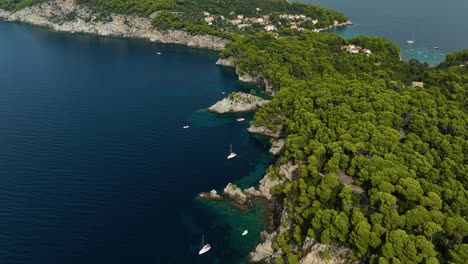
1;1;467;264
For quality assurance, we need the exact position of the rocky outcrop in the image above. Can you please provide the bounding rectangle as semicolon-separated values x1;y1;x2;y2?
0;0;226;50
216;58;276;95
208;92;268;114
199;189;223;200
269;139;285;155
300;242;352;264
259;77;276;95
247;125;282;138
248;231;276;263
243;186;262;197
238;72;258;83
216;57;235;67
223;183;248;204
258;173;282;200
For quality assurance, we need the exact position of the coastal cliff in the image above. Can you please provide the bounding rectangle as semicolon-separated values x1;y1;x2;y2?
0;0;226;50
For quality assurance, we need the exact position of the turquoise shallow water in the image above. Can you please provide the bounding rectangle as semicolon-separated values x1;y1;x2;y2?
302;0;468;65
0;22;271;264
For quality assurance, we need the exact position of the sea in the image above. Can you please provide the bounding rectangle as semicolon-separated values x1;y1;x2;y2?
303;0;468;65
1;1;467;263
0;22;272;264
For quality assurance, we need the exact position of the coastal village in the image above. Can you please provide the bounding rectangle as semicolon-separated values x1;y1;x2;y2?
201;8;349;34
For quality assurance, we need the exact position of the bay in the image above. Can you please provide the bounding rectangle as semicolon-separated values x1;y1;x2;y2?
0;22;271;264
302;0;468;65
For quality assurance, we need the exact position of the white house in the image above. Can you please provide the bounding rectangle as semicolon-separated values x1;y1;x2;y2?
264;24;276;31
238;24;251;29
312;19;318;25
202;11;210;16
362;48;372;55
237;14;244;19
204;16;214;23
249;17;263;23
229;18;242;24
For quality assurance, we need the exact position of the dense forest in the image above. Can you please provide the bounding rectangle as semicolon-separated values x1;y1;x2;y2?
0;0;348;36
222;33;467;263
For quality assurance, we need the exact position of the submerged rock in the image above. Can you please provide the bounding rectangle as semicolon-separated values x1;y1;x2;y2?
208;92;268;114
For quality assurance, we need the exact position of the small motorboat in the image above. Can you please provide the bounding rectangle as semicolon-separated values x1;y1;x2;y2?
183;125;190;129
221;92;225;94
434;47;439;49
236;118;245;122
227;144;237;159
157;52;162;55
198;235;211;255
242;230;248;236
406;32;415;44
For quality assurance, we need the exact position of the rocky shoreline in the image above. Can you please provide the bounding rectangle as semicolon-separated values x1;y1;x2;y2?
0;0;227;50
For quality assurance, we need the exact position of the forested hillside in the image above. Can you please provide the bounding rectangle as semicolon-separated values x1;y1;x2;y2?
223;34;467;263
0;0;348;36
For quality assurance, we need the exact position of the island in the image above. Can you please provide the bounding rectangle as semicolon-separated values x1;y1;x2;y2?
2;1;467;264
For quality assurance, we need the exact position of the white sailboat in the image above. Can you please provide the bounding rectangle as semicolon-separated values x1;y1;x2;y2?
183;125;190;129
227;144;237;159
157;52;162;55
198;235;211;255
242;230;248;236
236;117;245;122
406;32;415;44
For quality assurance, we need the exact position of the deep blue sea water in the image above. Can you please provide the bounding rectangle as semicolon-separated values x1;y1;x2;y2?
302;0;468;65
0;22;272;264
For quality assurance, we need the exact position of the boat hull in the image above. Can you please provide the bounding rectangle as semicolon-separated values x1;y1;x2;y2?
199;244;211;255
